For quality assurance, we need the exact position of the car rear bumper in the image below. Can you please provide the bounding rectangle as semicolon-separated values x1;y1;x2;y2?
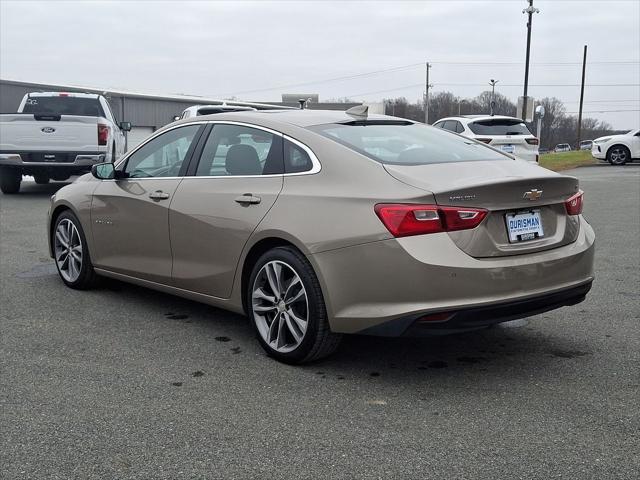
312;216;595;335
0;152;106;168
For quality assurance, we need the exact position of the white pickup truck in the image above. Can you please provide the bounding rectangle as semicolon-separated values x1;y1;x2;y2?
0;92;131;193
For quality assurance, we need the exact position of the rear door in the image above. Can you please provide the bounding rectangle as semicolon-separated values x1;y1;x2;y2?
91;124;203;283
169;122;284;298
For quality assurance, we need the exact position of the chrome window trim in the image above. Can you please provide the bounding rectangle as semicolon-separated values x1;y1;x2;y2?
114;121;208;170
113;119;322;179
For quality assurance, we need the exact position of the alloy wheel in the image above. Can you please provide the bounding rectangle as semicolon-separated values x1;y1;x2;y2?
610;148;627;164
54;218;83;282
251;260;308;353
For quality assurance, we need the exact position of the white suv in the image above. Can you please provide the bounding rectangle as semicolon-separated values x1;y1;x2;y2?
591;129;639;165
433;115;539;162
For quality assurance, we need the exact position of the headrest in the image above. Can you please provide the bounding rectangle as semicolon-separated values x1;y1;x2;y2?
225;144;262;175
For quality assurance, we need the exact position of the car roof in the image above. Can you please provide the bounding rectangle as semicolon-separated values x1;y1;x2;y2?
28;91;99;99
436;115;523;123
173;109;412;129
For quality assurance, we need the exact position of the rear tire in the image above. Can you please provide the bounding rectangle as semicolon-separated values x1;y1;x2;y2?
607;145;630;165
0;167;21;194
52;210;98;289
247;246;342;364
34;175;50;185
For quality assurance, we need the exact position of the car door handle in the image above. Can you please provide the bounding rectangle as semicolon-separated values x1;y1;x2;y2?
149;190;170;200
235;194;261;205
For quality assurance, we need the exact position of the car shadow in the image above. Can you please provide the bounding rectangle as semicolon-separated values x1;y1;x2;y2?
92;276;588;381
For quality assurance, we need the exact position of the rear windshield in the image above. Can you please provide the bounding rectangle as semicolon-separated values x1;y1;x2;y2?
467;119;531;136
22;97;104;117
308;122;509;165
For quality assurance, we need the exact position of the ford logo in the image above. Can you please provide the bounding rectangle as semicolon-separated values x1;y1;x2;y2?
41;127;56;133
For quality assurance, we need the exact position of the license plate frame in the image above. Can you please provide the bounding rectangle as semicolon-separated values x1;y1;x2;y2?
505;210;544;243
500;144;515;154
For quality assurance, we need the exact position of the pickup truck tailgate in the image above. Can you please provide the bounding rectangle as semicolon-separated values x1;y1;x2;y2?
0;114;100;152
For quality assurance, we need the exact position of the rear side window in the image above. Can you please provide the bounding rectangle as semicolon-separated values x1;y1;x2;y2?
22;96;104;117
467;119;531;136
195;124;283;176
309;123;508;165
442;120;458;132
284;139;313;173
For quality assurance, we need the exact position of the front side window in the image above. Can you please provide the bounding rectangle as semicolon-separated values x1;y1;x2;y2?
309;122;509;165
124;125;200;178
195;124;283;176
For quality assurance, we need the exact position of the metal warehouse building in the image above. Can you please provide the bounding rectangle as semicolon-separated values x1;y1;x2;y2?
0;78;359;150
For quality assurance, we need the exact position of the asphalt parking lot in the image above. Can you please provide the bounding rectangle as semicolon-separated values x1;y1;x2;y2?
1;165;638;479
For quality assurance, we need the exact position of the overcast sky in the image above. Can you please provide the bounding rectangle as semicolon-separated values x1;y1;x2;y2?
1;0;639;128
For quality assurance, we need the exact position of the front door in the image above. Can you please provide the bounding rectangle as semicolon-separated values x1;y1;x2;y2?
170;123;284;298
91;124;203;283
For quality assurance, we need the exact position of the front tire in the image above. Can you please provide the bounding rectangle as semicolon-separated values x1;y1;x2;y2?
247;246;342;364
52;211;98;289
0;167;22;194
607;145;630;165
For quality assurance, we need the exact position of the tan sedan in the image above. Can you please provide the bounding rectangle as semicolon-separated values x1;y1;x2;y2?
47;109;595;363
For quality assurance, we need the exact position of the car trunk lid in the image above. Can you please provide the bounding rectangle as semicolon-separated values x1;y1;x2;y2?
383;160;581;257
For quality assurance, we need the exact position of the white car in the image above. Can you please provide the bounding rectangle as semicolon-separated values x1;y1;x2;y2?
554;143;572;153
433;115;539;162
591;129;640;165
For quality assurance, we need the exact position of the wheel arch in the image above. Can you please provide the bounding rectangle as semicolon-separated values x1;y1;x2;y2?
607;143;631;157
238;234;325;316
48;203;78;257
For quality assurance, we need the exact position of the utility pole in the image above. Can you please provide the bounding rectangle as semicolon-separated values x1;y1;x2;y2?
489;79;499;115
522;0;539;122
577;45;588;147
424;62;432;124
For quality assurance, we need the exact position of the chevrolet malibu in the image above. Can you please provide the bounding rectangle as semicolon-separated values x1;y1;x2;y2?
48;109;595;364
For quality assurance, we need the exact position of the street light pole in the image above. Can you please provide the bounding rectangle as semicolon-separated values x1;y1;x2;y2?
489;79;499;115
522;0;539;122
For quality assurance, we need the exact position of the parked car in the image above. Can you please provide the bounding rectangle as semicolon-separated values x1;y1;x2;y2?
579;140;593;151
178;100;295;120
554;144;572;153
591;129;639;165
0;92;130;193
48;109;594;364
179;104;256;120
433;115;539;162
539;147;550;154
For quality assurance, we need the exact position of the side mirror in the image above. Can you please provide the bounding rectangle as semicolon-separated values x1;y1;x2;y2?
91;162;116;180
119;121;132;132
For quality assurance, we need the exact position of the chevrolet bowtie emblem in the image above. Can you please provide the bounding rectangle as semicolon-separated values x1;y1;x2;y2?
523;189;543;201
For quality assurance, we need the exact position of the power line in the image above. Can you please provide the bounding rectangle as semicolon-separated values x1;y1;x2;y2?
566;109;640;114
216;59;640;97
433;83;640;87
215;62;424;97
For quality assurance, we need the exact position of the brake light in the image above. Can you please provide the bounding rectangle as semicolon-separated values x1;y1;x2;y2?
475;138;492;144
526;137;539;145
565;190;584;215
375;204;488;238
97;123;109;146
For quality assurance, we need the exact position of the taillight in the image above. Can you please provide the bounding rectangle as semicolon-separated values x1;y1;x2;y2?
97;123;109;146
374;204;488;238
475;138;492;144
526;137;539;145
565;190;584;215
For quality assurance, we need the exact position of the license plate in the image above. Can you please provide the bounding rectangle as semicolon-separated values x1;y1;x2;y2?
501;145;515;154
505;210;544;242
